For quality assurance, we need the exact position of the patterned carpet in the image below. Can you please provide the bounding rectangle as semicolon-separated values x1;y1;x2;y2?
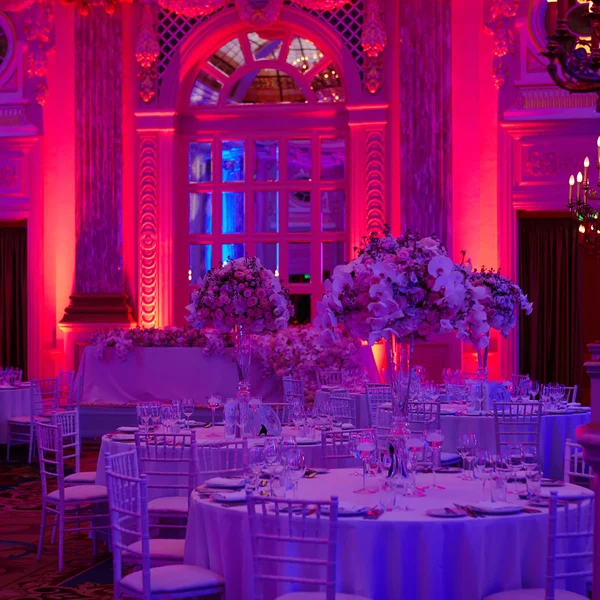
0;443;114;600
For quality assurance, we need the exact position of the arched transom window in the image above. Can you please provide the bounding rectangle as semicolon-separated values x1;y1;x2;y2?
182;29;348;324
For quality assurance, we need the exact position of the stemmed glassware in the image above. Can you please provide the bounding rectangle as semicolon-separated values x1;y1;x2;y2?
182;398;194;430
206;395;222;437
507;444;524;494
457;433;477;480
425;429;445;490
150;402;160;428
263;438;280;495
528;380;540;402
353;430;377;494
138;404;151;433
244;446;265;493
291;399;305;436
285;448;307;498
161;404;175;433
473;449;494;500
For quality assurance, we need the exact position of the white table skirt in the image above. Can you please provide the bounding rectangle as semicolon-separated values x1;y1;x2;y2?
184;468;592;600
440;411;591;479
0;386;32;443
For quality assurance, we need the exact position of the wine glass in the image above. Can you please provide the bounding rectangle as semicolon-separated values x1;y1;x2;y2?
161;404;175;433
263;438;280;494
528;380;540;402
473;449;494;500
522;446;539;474
182;398;194;430
348;432;362;476
244;446;265;492
507;444;524;494
139;404;151;433
457;433;477;480
425;429;445;490
150;402;160;428
286;448;307;498
353;430;377;494
206;395;222;437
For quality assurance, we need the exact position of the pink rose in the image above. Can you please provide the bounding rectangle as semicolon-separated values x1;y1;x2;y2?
247;296;258;307
243;289;252;298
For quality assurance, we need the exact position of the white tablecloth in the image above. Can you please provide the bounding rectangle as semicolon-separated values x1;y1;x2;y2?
440;410;591;479
76;346;282;407
184;468;592;600
0;385;32;443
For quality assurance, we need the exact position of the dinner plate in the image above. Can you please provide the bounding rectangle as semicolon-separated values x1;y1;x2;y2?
470;501;523;515
116;426;138;433
294;437;320;445
320;502;367;517
434;467;463;474
111;433;136;441
541;478;565;487
211;491;246;503
426;508;467;518
204;477;246;489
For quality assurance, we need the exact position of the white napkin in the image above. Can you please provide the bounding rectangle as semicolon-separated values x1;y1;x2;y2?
204;477;246;489
341;423;355;430
116;426;138;433
211;490;246;502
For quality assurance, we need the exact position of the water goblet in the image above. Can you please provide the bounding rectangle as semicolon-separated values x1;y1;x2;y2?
263;438;280;494
150;402;160;428
244;446;265;493
206;395;222;437
528;380;540;402
425;429;445;490
457;433;477;480
182;398;194;430
493;452;511;502
353;430;377;494
473;449;494;500
522;446;539;474
507;444;524;494
139;404;151;433
524;462;543;501
286;448;307;498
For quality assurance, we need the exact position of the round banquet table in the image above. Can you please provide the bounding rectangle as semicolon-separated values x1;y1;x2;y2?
439;408;591;479
95;426;357;491
0;384;32;444
183;468;592;600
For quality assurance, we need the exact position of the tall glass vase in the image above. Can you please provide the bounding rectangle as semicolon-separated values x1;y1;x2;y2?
473;338;489;414
384;334;415;419
234;324;252;399
477;345;489;380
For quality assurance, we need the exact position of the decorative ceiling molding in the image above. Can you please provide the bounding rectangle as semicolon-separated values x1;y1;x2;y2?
484;0;519;88
234;0;283;25
135;5;160;102
360;0;385;94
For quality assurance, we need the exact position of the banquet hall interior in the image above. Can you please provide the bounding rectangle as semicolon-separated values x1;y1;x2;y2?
0;0;599;599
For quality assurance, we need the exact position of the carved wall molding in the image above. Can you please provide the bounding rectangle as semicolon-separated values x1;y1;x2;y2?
509;84;598;111
139;134;159;328
485;0;519;88
361;0;385;94
365;129;385;235
0;163;17;188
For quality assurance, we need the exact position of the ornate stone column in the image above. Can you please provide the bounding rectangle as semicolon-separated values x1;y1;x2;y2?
60;6;133;369
577;341;600;600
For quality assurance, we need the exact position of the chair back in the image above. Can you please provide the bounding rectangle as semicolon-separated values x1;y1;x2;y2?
320;429;369;463
545;491;594;600
51;409;82;472
365;384;392;428
329;390;356;426
58;370;75;408
263;402;291;426
246;492;339;600
196;439;247;483
317;369;343;388
31;378;59;416
564;385;578;404
134;431;198;498
564;439;594;486
104;450;151;598
283;376;304;405
493;402;542;456
407;401;441;433
36;421;65;502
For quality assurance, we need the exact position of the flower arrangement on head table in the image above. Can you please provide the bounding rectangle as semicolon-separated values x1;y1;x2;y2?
186;256;294;334
316;227;468;345
453;258;533;349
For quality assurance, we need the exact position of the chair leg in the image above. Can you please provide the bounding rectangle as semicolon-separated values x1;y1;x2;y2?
5;437;10;462
37;507;47;561
58;512;65;572
91;526;98;556
51;513;58;544
28;437;33;464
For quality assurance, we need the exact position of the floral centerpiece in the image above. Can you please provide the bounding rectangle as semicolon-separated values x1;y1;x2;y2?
316;228;468;416
186;256;293;396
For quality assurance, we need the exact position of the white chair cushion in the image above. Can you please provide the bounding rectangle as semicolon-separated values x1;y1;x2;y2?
484;589;587;600
64;471;97;485
120;564;224;594
147;496;189;514
124;538;185;563
47;484;108;503
8;415;49;424
277;593;373;600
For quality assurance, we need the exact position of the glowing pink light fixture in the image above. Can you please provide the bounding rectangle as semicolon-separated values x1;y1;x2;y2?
157;0;227;18
294;0;349;9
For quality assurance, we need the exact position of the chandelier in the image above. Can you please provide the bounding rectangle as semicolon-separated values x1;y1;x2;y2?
567;138;600;252
544;0;600;109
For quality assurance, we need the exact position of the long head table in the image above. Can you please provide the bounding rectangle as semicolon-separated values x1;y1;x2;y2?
183;468;592;600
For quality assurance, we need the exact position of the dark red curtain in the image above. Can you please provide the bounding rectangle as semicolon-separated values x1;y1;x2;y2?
0;227;27;376
518;217;582;387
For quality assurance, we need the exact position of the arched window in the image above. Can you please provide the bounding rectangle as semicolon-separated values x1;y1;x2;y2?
179;28;348;324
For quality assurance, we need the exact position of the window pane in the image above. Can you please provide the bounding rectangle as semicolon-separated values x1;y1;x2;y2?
323;242;345;282
290;294;311;324
190;71;222;106
256;242;279;273
287;36;324;73
321;190;345;232
189;244;212;283
208;37;245;77
222;243;245;263
222;192;245;234
255;140;279;181
188;142;212;183
288;139;311;181
248;32;283;61
311;64;344;104
288;191;311;233
289;243;311;283
321;138;346;181
189;193;212;234
222;140;245;182
228;69;307;105
254;191;278;233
